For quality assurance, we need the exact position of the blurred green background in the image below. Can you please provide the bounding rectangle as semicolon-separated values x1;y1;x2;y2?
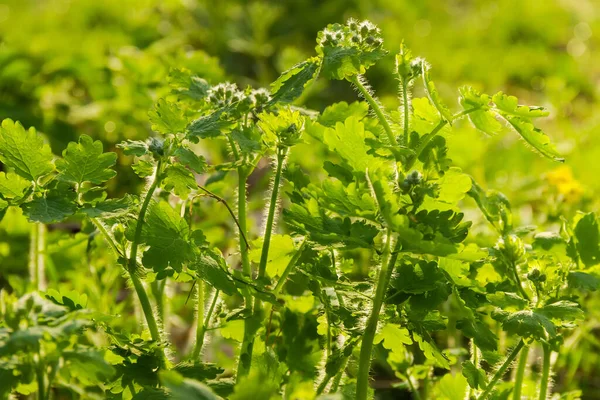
1;0;598;204
1;0;599;397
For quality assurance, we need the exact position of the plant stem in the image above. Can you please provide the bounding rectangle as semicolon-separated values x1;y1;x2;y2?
128;159;162;272
90;218;123;257
257;149;286;278
538;344;551;400
355;231;397;400
193;280;204;360
237;168;251;279
316;374;332;395
511;261;530;301
401;78;410;145
151;280;166;323
236;166;254;382
513;345;529;400
193;283;220;361
273;239;307;295
239;149;287;380
36;362;45;400
29;223;46;291
127;160;166;368
349;75;397;146
468;341;479;399
329;357;348;393
407;374;422;400
477;339;525;400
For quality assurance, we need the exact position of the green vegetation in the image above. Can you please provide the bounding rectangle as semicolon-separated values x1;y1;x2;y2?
1;1;599;399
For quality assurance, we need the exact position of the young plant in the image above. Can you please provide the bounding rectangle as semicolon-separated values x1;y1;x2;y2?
0;18;586;400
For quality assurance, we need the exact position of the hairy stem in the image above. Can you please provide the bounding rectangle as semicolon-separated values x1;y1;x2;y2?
316;374;332;395
538;344;551;400
273;239;307;295
355;231;397;400
329;357;348;393
236;166;254;382
511;261;530;301
477;339;525;400
401;78;410;145
407;374;422;400
151;280;166;323
193;280;204;360
90;218;123;257
513;345;529;400
193;284;219;361
349;75;397;146
258;149;286;278
240;149;287;380
29;223;46;291
127;160;166;368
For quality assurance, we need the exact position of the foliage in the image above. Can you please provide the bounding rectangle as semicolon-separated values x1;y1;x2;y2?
0;7;599;400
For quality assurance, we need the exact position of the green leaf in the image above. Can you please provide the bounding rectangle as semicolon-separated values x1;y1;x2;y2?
270;58;320;104
458;86;501;135
149;99;187;134
422;64;452;123
163;164;198;199
390;259;445;294
175;147;207;174
413;333;450;369
249;234;296;278
421;167;472;211
501;115;564;162
538;301;584;322
80;196;134;219
568;271;599;291
321;116;383;173
284;198;378;249
486;292;528;311
187;110;230;140
0;119;54;181
160;370;220;400
118;140;149;157
491;92;549;118
374;324;413;352
21;186;77;223
461;360;487;389
314;179;378;221
317;101;369;128
456;319;498;352
499;310;556;340
56;135;117;185
193;249;239;296
134;201;195;273
63;349;116;383
435;373;467;400
0;171;31;199
573;213;600;267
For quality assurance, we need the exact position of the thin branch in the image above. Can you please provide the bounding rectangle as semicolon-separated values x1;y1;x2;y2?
196;185;251;249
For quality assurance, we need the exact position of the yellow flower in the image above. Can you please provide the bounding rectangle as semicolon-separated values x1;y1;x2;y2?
546;166;584;203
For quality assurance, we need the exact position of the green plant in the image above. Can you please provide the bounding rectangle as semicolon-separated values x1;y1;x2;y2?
0;18;595;400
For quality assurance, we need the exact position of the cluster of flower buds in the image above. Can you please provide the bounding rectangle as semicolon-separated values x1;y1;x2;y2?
395;43;425;83
206;83;271;114
496;234;526;263
245;88;272;111
527;268;547;283
318;19;383;51
206;83;245;108
400;170;423;191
